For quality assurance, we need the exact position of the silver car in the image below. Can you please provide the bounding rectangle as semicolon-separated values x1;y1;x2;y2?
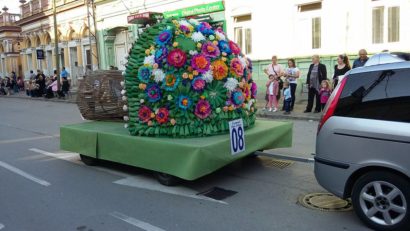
314;53;410;231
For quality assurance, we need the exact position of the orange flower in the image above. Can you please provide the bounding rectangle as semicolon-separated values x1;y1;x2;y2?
139;83;147;90
188;74;194;80
193;70;199;76
228;105;234;111
200;95;206;100
212;60;229;80
150;112;155;118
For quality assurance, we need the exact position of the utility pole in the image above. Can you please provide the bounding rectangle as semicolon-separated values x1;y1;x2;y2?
53;0;60;90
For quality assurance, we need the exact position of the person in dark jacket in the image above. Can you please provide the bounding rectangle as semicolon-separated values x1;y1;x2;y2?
305;55;327;113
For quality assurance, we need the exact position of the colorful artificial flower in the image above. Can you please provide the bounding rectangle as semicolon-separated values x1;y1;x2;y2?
215;107;222;113
155;47;168;64
163;73;180;91
244;83;251;101
170;118;177;125
230;58;244;77
194;99;212;119
155;108;169;124
191;32;206;42
191;77;206;92
177;95;192;110
201;70;213;83
145;83;161;103
156;30;173;46
229;41;241;55
167;48;187;68
138;106;152;123
238;56;248;68
224;78;239;92
191;54;210;74
211;60;228;80
173;42;179;47
189;18;200;26
196;22;214;35
215;30;226;41
153;69;165;83
139;83;147;90
138;66;152;83
231;90;245;106
144;55;155;65
201;41;220;58
218;40;231;55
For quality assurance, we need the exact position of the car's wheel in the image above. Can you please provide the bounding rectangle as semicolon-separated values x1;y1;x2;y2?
79;154;98;166
155;172;180;186
351;171;410;231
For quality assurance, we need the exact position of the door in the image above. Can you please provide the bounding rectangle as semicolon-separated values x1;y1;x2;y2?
115;45;126;71
69;47;78;87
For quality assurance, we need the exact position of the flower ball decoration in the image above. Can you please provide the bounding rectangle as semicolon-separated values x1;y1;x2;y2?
123;19;257;137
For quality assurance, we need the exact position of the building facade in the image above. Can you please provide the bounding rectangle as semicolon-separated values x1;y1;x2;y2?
0;7;21;78
16;0;97;87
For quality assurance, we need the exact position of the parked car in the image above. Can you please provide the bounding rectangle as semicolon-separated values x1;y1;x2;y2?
314;53;410;231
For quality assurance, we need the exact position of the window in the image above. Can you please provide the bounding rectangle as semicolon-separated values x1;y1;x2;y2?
312;17;321;49
372;6;400;44
233;14;252;55
335;69;410;122
388;7;400;42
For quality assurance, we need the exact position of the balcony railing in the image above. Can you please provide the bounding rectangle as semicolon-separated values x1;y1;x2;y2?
20;0;83;19
0;13;21;26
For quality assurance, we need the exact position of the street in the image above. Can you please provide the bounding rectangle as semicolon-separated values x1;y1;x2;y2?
0;98;370;231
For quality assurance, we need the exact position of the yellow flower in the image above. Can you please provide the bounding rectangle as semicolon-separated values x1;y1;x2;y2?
222;57;227;62
200;95;206;100
139;83;147;90
145;49;150;55
197;43;202;49
175;31;180;35
188;74;194;80
150;112;155;118
213;41;218;46
150;45;155;50
173;42;179;47
193;70;199;76
228;105;234;111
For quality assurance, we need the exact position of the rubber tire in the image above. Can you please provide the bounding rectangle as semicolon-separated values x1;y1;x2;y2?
155;172;180;186
79;154;98;166
351;171;410;231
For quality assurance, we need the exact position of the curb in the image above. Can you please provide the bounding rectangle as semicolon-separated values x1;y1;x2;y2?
257;111;320;121
4;95;76;104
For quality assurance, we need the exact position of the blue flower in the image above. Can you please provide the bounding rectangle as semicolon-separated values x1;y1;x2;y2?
162;73;181;91
196;22;214;35
145;83;161;103
231;90;244;106
155;47;168;64
176;95;192;110
138;66;152;83
156;30;173;46
218;40;231;55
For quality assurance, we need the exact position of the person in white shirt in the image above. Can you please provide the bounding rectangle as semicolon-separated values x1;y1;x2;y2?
263;55;284;107
283;59;300;111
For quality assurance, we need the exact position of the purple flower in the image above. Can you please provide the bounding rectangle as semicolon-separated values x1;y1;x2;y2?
201;41;220;58
194;99;212;119
191;54;210;74
155;47;168;64
145;83;161;103
191;77;206;92
156;30;172;46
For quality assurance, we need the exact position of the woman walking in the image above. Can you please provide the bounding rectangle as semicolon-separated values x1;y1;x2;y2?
333;54;351;88
283;59;300;111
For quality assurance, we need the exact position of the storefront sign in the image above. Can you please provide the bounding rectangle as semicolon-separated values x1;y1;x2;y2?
127;12;161;24
229;119;245;155
163;1;224;18
36;49;45;60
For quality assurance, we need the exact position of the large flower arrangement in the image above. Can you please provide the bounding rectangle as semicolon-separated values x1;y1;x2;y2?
122;19;257;137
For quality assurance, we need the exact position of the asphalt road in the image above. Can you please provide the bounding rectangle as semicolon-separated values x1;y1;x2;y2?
0;97;371;231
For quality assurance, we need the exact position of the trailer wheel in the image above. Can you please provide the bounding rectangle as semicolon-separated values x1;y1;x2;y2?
80;154;98;166
155;172;180;186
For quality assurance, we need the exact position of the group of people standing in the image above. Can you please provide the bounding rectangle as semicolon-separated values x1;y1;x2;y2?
25;67;70;99
263;49;369;114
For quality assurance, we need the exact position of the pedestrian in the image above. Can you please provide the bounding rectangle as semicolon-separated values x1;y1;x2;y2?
283;81;292;115
29;70;36;80
263;55;283;108
60;67;70;97
304;55;327;113
352;49;369;68
283;59;300;111
266;75;279;112
333;54;351;88
36;70;46;96
11;71;18;93
319;80;332;111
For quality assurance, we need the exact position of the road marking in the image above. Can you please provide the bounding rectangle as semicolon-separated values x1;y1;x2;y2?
110;211;166;231
113;176;227;205
29;148;78;161
0;136;54;145
0;161;51;186
0;223;4;230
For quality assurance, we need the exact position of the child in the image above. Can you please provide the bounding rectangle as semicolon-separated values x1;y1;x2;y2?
319;80;332;111
266;75;279;112
283;81;292;114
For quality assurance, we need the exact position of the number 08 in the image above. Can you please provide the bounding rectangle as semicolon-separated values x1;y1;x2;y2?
231;126;244;152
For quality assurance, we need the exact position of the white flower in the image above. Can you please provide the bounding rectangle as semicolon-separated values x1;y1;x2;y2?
191;32;205;42
121;71;126;76
238;56;247;68
201;70;213;83
189;18;199;26
224;78;239;92
120;81;125;87
179;19;191;27
123;105;128;111
215;31;226;41
189;50;198;56
143;55;155;65
153;69;165;83
140;99;145;104
124;123;129;129
122;96;127;101
123;116;129;121
121;89;126;95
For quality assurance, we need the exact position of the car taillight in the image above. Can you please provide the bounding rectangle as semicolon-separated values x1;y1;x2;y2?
317;77;348;134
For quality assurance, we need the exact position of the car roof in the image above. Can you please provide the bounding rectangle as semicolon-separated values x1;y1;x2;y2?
349;61;410;75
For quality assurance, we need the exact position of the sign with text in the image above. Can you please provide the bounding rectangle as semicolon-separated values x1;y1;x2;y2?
229;119;245;155
163;1;224;18
36;49;44;60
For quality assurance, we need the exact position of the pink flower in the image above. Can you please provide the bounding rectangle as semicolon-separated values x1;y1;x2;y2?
167;48;187;68
155;108;169;124
191;54;210;74
138;106;152;123
230;58;244;77
229;41;241;55
201;41;220;58
194;99;212;119
191;77;206;92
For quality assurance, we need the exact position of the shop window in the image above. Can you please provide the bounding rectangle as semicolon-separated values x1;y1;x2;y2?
372;6;400;44
312;17;321;49
233;14;252;55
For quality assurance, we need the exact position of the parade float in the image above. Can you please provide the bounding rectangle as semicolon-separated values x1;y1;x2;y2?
60;18;292;185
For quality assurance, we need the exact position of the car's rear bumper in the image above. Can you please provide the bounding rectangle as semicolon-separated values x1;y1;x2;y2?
314;157;351;198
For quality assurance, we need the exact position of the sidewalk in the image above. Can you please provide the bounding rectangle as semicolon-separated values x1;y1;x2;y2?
256;100;321;121
2;91;77;104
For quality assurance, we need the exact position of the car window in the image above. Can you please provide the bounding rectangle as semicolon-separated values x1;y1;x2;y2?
335;68;410;122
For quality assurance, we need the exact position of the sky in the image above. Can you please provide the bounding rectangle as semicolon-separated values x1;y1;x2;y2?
0;0;21;14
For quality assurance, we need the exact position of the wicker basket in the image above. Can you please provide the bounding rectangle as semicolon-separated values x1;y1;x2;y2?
77;70;126;121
